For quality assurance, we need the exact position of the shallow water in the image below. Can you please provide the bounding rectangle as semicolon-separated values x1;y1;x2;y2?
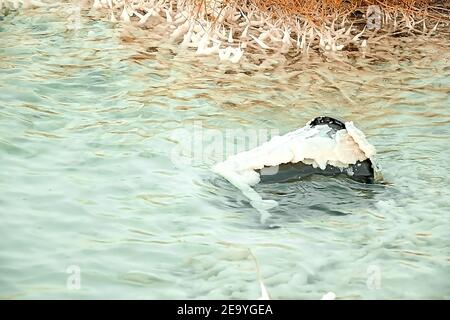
0;6;449;299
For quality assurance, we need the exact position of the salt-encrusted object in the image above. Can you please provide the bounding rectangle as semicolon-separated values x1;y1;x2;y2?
212;116;379;222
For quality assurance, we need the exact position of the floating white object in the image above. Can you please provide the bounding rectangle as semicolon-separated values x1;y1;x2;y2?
212;118;376;222
321;292;336;300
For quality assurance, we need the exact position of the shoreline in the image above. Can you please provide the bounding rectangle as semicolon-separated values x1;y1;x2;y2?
1;1;449;63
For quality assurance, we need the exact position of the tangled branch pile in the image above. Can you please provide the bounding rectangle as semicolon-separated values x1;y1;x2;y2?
2;0;449;62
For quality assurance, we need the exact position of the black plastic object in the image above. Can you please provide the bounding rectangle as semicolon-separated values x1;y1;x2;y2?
309;116;346;131
256;116;375;184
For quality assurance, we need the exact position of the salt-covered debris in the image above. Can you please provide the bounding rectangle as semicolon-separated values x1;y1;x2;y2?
3;1;448;60
78;0;449;63
212;118;376;223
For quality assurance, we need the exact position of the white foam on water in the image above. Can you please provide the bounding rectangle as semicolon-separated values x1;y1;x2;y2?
212;118;376;222
321;291;336;300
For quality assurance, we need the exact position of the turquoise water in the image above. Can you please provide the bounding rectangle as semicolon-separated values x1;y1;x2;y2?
0;7;449;299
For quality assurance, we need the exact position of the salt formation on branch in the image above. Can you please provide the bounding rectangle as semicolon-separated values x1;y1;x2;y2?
212;118;376;222
3;1;447;61
82;0;448;62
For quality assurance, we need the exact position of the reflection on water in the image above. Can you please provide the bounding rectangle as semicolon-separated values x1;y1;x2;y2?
0;6;449;299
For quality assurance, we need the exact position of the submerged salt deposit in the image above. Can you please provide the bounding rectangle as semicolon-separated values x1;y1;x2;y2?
212;118;377;222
